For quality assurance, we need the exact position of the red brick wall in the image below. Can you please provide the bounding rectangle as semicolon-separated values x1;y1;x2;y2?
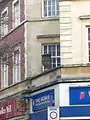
0;25;25;86
0;0;25;88
0;0;25;31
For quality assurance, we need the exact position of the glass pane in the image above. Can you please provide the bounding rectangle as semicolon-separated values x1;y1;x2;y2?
44;0;47;16
44;0;47;6
50;46;53;56
89;56;90;62
44;46;47;54
88;42;90;49
89;50;90;56
52;5;55;15
88;28;90;34
52;64;56;68
57;51;60;56
88;34;90;41
48;0;51;5
44;8;47;16
57;63;60;66
56;0;59;15
52;58;56;63
52;0;55;16
57;57;60;64
48;10;51;16
88;28;90;40
14;1;20;26
49;45;51;55
56;6;59;15
14;50;20;83
52;0;55;5
57;45;60;56
53;45;56;56
48;6;51;16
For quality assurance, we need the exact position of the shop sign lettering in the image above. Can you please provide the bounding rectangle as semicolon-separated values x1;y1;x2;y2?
0;98;26;120
0;105;11;115
32;89;55;111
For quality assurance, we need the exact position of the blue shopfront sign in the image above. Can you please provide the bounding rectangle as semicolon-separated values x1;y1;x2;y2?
69;86;90;105
32;89;54;111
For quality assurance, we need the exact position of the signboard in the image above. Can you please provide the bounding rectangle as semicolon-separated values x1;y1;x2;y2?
32;89;54;111
0;98;26;120
48;106;59;120
69;86;90;105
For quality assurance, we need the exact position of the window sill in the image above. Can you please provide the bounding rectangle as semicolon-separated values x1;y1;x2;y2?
42;15;59;19
27;17;59;23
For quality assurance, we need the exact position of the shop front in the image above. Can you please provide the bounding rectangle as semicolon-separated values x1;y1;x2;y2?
0;97;26;120
30;82;90;120
60;82;90;120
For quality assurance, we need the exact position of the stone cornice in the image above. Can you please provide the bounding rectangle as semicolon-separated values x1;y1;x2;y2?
79;15;90;20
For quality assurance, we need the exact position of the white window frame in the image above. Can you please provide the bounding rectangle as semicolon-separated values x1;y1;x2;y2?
79;21;90;63
12;0;20;28
1;54;8;88
13;46;21;84
42;44;60;68
42;0;59;17
1;7;8;36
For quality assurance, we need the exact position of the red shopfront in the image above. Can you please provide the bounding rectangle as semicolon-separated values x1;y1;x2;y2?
0;98;26;120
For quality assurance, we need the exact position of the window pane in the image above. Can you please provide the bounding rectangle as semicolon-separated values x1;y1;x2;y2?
88;42;90;49
48;0;51;16
44;0;59;17
52;64;56;68
89;50;90;56
44;6;47;16
57;57;60;64
1;55;8;88
13;49;20;83
88;28;90;34
89;56;90;62
52;5;55;15
44;0;47;16
49;45;51;54
51;45;55;56
48;0;51;5
44;45;47;54
57;44;60;56
52;0;55;5
1;10;8;36
52;0;55;15
52;58;56;63
88;28;90;41
13;0;20;27
56;0;59;15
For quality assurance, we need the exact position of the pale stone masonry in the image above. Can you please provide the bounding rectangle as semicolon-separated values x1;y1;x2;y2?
60;0;90;65
59;0;90;77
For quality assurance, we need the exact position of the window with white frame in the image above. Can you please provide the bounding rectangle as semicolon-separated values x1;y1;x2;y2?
87;27;90;62
13;49;20;83
1;8;8;36
43;0;59;17
42;44;60;69
12;0;20;28
1;55;8;88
